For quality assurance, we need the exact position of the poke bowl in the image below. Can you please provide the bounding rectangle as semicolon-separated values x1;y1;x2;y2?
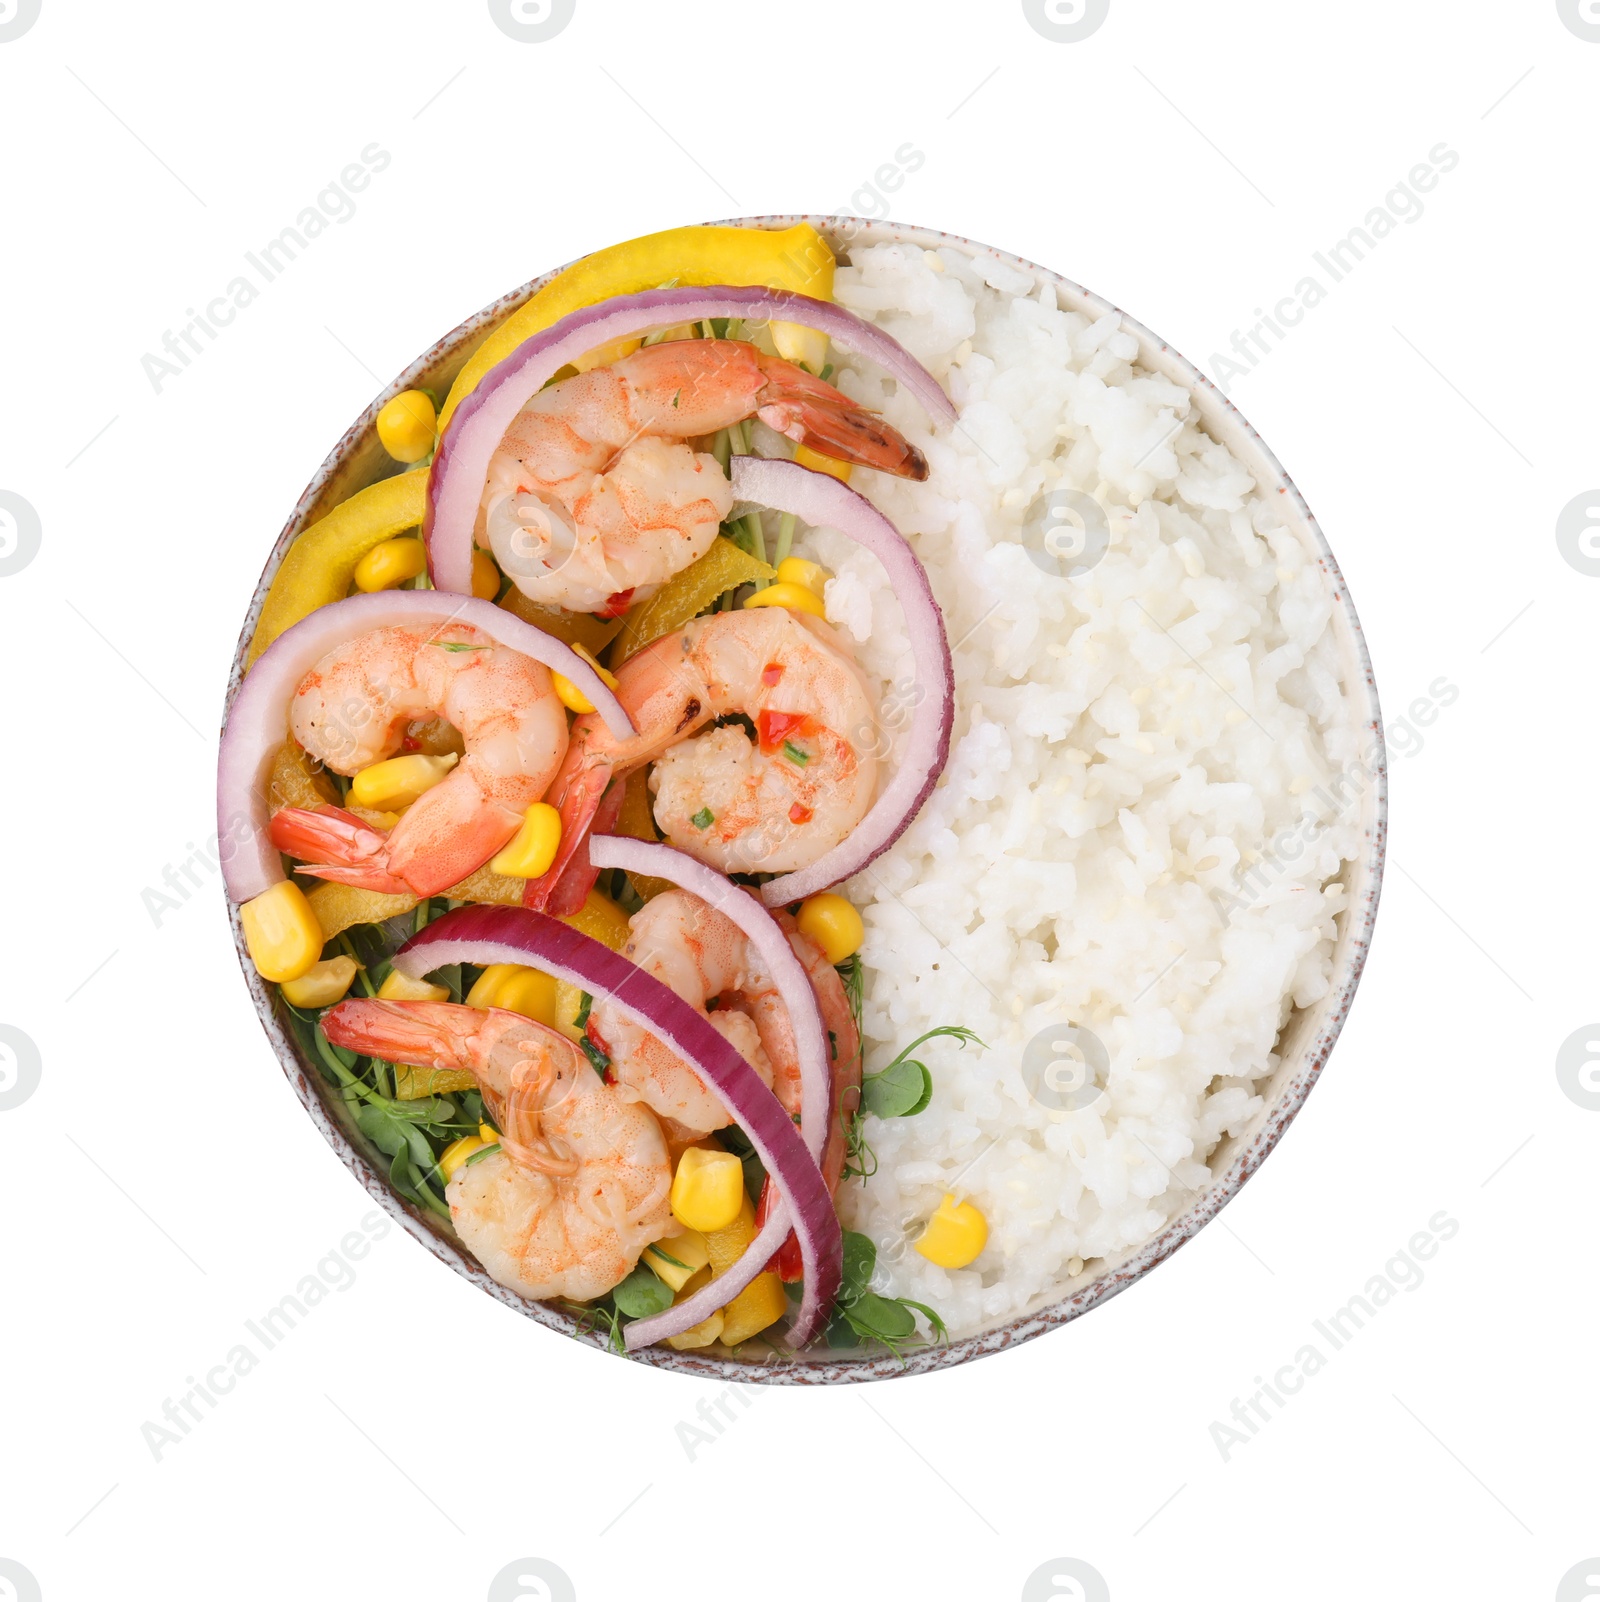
221;215;1385;1382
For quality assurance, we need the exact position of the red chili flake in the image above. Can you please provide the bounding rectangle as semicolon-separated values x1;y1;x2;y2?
760;662;784;687
401;735;421;752
597;587;636;619
789;802;813;825
755;1176;804;1281
585;1017;613;1082
758;708;809;753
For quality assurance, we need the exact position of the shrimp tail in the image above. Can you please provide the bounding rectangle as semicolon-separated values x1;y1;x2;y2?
267;805;413;896
323;998;481;1072
754;354;929;481
524;772;626;915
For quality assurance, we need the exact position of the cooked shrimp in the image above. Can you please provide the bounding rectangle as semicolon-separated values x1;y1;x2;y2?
529;606;879;912
481;338;929;614
589;888;787;1135
267;623;568;898
323;999;670;1302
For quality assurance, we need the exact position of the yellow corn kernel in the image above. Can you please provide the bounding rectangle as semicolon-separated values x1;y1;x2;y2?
670;1147;746;1233
719;1271;789;1347
914;1193;988;1269
796;892;864;965
349;752;458;812
479;1122;500;1144
375;389;436;463
438;1135;485;1183
279;955;359;1009
743;581;826;619
466;962;558;1025
572;334;644;373
487;801;562;879
560;888;631;952
643;1229;712;1292
378;968;451;1003
550;644;620;715
793;442;852;483
775;556;832;596
242;881;324;983
353;535;428;593
471;548;501;600
665;1309;725;1351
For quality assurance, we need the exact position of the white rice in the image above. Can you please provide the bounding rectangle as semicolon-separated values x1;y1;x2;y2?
761;242;1362;1336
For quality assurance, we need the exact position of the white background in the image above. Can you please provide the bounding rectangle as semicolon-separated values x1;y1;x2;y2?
1;1;1593;1598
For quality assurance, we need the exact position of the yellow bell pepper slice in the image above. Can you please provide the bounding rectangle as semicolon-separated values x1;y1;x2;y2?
718;1272;789;1348
704;1193;757;1276
267;741;339;814
742;580;826;619
698;1193;788;1346
395;1063;478;1101
439;223;836;430
497;586;624;658
643;1230;711;1293
613;771;673;903
609;537;774;667
248;469;429;664
560;888;631;952
303;861;525;945
793;442;852;483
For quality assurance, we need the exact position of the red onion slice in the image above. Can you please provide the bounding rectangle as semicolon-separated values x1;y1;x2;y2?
392;904;842;1350
728;456;955;907
589;836;829;1166
218;590;635;905
425;284;956;596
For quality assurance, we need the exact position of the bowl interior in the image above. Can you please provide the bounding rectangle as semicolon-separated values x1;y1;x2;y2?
226;216;1385;1383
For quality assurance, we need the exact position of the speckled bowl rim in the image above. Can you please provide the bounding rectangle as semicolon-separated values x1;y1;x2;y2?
224;216;1386;1385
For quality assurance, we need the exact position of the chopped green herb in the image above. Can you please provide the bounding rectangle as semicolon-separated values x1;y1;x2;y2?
574;990;594;1029
836;951;864;1024
862;1026;983;1121
563;1297;629;1354
672;388;681;408
612;1263;674;1319
781;740;810;767
579;1035;611;1078
645;1243;691;1272
839;1231;877;1302
846;1292;917;1341
862;1057;931;1120
691;806;715;829
433;642;489;652
464;1141;502;1167
828;1230;947;1358
280;921;507;1227
819;363;835;383
842;1101;876;1182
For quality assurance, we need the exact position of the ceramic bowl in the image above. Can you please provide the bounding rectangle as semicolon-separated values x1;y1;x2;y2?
225;216;1386;1383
